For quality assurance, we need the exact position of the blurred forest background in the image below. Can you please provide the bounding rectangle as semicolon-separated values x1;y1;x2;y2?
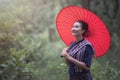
0;0;120;80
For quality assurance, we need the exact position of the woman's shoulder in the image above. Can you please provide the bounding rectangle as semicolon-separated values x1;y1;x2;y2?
83;39;92;45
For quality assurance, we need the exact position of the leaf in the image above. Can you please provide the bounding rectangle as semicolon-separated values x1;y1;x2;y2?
1;64;8;68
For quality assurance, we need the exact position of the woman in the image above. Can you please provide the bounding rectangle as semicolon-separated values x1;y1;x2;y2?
61;20;95;80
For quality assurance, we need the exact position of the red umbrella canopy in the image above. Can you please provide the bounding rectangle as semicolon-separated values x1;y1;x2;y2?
56;6;111;58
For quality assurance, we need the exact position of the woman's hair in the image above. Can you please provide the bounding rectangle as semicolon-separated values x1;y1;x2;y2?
76;20;88;36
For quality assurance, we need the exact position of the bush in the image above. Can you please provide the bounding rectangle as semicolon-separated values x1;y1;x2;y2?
91;60;120;80
0;48;38;80
55;60;120;80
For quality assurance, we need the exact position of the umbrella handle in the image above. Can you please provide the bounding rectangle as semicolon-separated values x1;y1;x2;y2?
60;55;63;57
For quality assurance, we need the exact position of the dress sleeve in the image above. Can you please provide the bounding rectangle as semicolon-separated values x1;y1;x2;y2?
83;45;94;68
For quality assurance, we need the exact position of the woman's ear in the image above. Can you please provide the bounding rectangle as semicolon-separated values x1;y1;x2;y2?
82;29;85;34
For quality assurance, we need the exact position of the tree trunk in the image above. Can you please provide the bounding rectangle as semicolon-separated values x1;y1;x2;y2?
103;1;111;18
49;27;55;42
81;0;91;10
113;0;119;19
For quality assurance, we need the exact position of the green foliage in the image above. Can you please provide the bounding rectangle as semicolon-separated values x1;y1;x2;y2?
91;60;120;80
55;60;120;80
56;63;68;80
0;48;37;80
34;39;66;80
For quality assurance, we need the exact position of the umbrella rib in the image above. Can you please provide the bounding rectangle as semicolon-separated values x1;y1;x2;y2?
67;7;77;21
70;7;80;20
92;39;103;56
74;7;81;20
90;15;98;26
86;11;93;25
79;8;85;21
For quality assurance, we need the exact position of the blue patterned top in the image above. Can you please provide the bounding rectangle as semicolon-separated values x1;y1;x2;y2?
68;39;94;80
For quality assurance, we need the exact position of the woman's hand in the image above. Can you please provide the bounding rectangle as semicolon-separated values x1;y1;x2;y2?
61;48;68;57
61;48;71;60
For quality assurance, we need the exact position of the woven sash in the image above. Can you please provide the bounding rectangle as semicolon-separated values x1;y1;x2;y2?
68;39;94;72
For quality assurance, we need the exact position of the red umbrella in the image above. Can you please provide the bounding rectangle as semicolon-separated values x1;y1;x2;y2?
56;6;111;58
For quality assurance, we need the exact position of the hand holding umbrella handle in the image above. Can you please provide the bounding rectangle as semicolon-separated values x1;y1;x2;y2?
60;48;69;57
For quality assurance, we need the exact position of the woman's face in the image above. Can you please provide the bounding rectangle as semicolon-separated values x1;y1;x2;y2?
71;22;85;36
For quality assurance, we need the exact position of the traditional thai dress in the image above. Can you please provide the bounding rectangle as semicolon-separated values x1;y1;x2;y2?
68;39;95;80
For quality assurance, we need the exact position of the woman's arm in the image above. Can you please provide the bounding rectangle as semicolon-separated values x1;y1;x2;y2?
68;57;89;70
61;48;89;70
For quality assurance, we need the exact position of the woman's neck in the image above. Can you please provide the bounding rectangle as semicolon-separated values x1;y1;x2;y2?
75;36;84;42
